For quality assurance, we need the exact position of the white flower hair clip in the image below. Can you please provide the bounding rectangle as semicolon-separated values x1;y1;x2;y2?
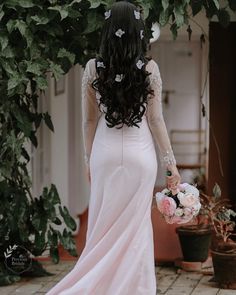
104;10;111;20
115;74;124;82
140;30;144;40
136;60;145;69
115;29;125;38
97;61;106;69
134;10;140;19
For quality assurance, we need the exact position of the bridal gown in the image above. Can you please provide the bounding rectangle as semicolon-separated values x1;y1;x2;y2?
46;58;176;295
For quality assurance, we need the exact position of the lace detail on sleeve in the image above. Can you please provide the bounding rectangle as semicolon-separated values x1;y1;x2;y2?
82;59;101;166
146;60;177;168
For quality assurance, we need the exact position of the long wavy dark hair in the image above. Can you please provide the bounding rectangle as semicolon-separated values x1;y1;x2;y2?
92;1;154;129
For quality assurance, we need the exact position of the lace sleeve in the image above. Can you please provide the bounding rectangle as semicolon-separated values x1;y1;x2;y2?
146;60;177;168
82;59;101;166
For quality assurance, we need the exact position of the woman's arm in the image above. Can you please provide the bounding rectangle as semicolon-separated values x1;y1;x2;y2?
81;59;101;170
146;60;181;190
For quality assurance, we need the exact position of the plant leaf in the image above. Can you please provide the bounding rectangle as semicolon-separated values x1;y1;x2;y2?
213;183;221;198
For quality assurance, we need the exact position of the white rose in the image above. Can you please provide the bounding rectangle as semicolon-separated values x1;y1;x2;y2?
191;202;201;215
177;192;185;199
178;193;199;207
183;184;199;198
175;208;184;217
183;207;192;217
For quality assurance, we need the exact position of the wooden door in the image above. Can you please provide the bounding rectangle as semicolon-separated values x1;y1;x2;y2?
209;22;236;204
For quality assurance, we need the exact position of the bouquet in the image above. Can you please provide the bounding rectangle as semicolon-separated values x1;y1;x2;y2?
155;183;201;224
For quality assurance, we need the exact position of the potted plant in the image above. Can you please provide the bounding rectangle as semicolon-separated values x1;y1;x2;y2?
175;184;213;263
201;187;236;289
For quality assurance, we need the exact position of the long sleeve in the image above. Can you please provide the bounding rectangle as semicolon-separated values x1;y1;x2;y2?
82;59;101;166
146;60;177;168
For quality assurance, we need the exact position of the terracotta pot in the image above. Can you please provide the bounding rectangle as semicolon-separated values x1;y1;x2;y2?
151;208;182;262
176;225;212;262
212;250;236;289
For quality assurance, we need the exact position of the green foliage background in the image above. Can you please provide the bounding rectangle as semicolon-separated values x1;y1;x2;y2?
0;0;235;284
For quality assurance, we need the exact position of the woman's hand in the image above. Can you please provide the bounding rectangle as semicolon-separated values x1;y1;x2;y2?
166;164;181;194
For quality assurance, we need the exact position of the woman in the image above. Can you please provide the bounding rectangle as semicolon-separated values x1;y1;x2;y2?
46;1;181;294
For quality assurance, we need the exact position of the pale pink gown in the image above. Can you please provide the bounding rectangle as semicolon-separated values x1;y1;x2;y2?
46;58;176;295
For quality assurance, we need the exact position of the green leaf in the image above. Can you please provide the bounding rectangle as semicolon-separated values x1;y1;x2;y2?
50;247;59;263
43;112;54;132
217;9;230;28
48;6;68;20
26;62;44;76
170;23;178;40
174;5;184;27
142;3;151;20
0;275;21;286
83;10;104;34
16;20;27;36
35;232;46;252
88;1;106;8
59;206;77;231
161;0;169;11
49;62;64;81
5;0;36;8
1;46;14;58
0;33;8;51
57;48;76;65
212;0;220;10
7;74;22;91
159;9;169;26
34;76;48;90
31;15;50;25
6;19;17;34
14;110;32;137
0;5;4;21
213;183;221;198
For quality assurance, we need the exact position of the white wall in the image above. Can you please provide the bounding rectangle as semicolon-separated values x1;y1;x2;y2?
49;65;90;218
49;75;69;208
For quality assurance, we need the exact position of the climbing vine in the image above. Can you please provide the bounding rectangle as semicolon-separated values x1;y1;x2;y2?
0;0;235;285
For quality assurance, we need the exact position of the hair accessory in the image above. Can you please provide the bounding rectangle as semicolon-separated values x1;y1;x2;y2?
136;60;145;69
115;74;124;82
104;10;111;20
97;61;106;68
140;30;144;40
134;10;140;19
115;29;125;38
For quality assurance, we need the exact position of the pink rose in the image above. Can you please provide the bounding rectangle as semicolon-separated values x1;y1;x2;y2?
178;193;199;207
158;196;176;216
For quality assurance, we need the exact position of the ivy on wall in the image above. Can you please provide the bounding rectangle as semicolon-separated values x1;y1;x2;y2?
0;0;235;284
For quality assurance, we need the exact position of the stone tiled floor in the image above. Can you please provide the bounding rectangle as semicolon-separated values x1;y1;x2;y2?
0;260;236;295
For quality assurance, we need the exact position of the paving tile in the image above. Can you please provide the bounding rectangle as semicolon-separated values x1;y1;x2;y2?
2;261;236;295
0;286;18;295
158;266;178;275
172;272;202;288
157;273;178;286
12;284;44;294
164;286;193;295
218;290;236;294
191;288;219;295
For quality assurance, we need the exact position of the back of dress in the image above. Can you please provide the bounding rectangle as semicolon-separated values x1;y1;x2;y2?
46;58;177;295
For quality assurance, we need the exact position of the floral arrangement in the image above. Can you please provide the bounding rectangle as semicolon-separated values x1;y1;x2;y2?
155;183;201;224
